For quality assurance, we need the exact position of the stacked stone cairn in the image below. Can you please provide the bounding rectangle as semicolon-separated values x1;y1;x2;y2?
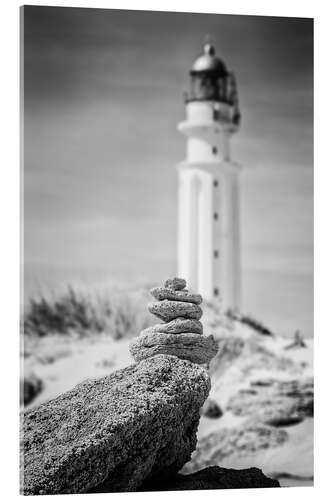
130;277;218;365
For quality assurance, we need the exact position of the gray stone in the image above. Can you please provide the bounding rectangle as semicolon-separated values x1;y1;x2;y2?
130;332;218;365
21;355;210;495
150;287;202;305
148;300;202;322
21;372;44;406
141;466;280;490
164;277;186;290
201;398;223;419
141;318;203;336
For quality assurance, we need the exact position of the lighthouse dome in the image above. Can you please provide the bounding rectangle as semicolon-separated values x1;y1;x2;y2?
191;43;227;74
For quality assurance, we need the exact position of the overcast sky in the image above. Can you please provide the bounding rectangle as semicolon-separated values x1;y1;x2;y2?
23;6;313;336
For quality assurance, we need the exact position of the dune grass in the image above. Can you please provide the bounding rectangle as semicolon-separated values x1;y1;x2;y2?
23;284;276;341
23;287;156;339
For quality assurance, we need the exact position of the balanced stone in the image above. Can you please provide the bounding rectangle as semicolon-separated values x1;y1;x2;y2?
141;319;203;336
150;287;202;305
130;332;218;365
148;300;202;322
164;277;186;291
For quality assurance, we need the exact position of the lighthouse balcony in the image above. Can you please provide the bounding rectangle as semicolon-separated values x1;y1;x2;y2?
178;119;237;138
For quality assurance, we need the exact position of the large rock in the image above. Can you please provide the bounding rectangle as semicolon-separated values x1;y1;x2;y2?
21;355;210;495
148;300;202;322
141;466;280;490
130;332;218;365
141;318;203;335
150;287;202;305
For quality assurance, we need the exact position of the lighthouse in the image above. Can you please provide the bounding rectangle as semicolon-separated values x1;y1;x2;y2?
177;43;241;311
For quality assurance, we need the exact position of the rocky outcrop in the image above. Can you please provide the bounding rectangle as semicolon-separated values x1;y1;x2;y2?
130;278;218;365
21;354;210;495
21;278;223;495
183;424;288;474
141;466;280;490
227;378;313;426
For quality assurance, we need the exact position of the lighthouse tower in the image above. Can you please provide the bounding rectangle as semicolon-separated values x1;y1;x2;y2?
177;43;241;311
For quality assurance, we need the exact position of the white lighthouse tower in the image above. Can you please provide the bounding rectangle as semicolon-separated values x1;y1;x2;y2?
177;43;241;311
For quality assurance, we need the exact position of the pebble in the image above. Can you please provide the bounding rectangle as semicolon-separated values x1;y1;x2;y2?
150;287;202;305
141;319;203;336
164;277;186;291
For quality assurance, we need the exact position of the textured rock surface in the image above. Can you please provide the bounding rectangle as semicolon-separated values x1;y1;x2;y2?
150;287;202;305
148;300;202;322
141;318;203;336
164;277;186;290
141;466;280;490
130;332;218;365
21;355;210;495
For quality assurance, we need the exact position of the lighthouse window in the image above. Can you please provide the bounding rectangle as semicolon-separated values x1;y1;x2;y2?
214;288;219;296
214;250;219;258
213;212;219;220
212;146;218;155
213;179;219;187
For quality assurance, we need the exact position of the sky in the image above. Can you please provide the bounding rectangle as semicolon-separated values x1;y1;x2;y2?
23;6;313;337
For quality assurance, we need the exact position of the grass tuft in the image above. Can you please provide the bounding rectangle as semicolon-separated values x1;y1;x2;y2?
23;287;156;339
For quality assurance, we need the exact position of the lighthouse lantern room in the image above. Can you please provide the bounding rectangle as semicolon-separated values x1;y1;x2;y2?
177;43;241;311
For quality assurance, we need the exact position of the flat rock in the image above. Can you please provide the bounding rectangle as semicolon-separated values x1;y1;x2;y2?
21;355;210;495
148;300;202;322
164;277;186;290
141;318;203;336
150;287;202;305
130;332;218;365
141;466;280;490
